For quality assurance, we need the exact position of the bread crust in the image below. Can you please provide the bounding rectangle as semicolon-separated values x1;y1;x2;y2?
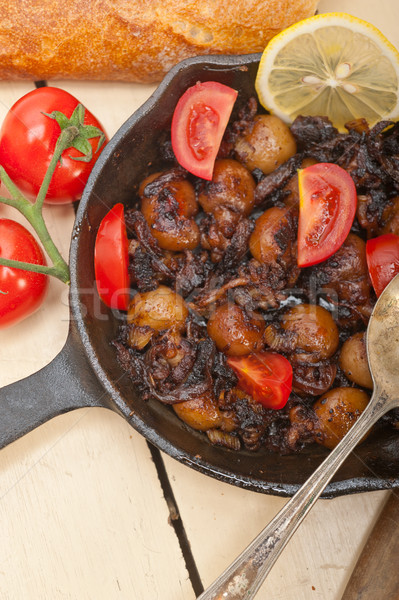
0;0;319;82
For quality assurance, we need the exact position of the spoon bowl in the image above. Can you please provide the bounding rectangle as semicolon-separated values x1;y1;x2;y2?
367;277;399;401
198;273;399;599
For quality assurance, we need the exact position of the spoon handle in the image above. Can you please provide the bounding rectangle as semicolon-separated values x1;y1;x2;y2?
197;390;388;600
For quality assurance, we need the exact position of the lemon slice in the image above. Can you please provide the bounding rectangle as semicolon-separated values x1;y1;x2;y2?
255;12;399;131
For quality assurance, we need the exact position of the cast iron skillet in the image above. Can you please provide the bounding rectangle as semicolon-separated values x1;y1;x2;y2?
1;54;399;498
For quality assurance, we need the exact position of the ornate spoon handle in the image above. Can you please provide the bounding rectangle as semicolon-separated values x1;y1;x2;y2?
198;390;388;600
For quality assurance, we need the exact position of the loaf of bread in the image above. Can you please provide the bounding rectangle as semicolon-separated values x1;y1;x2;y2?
0;0;319;83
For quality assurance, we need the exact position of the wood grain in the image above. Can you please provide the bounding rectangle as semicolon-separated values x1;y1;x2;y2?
341;492;399;600
163;454;388;600
0;410;194;600
0;80;193;600
0;2;398;599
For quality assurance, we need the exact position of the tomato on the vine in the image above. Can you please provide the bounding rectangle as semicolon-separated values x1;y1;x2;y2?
0;87;107;205
171;81;238;180
94;203;130;311
227;352;293;410
297;163;357;267
366;233;399;297
0;219;48;328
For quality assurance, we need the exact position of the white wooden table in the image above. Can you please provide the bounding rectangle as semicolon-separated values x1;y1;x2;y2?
0;1;396;598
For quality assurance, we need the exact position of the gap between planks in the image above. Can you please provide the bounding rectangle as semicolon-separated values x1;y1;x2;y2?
147;442;205;597
33;76;204;599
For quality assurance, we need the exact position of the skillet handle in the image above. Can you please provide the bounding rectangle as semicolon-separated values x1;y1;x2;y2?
0;323;111;450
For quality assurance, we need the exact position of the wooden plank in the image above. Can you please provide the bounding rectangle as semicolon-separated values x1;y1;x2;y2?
1;0;398;597
162;1;399;598
341;492;399;600
52;81;158;137
0;80;193;600
0;410;193;600
163;454;388;599
318;0;399;44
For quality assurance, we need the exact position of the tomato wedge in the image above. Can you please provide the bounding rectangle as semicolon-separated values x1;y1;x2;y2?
366;233;399;297
94;203;129;310
227;352;293;410
171;81;238;180
297;163;357;267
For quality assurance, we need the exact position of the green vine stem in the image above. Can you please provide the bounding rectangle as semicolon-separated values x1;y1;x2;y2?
0;104;106;285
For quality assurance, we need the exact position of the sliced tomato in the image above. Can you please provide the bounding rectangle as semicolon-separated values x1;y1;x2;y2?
171;81;238;180
297;163;357;267
94;203;129;310
227;352;293;410
366;233;399;297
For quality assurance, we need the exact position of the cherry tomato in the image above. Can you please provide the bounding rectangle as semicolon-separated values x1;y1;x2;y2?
227;352;293;410
0;219;48;328
0;87;107;204
366;233;399;297
297;163;357;267
94;204;129;311
171;81;238;180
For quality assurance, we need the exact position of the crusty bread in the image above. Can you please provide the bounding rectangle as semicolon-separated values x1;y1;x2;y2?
0;0;319;83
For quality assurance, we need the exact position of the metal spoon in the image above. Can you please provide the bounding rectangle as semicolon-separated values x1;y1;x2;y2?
198;273;399;600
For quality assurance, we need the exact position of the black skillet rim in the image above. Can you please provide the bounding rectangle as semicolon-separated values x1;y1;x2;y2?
69;53;399;498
